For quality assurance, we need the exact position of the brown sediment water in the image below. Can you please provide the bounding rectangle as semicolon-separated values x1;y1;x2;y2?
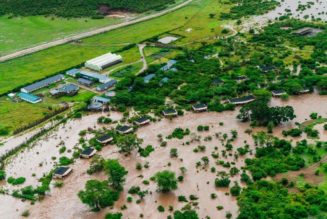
241;0;327;32
0;94;326;219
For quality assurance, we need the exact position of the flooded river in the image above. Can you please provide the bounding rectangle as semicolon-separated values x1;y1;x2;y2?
242;0;327;31
0;94;326;219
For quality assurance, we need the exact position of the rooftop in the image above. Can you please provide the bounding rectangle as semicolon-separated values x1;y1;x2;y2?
97;134;113;142
144;74;156;83
96;80;117;91
158;36;179;44
50;83;79;95
163;109;177;115
78;78;94;85
135;117;150;124
54;166;70;176
79;71;111;83
92;96;110;104
161;60;177;71
229;95;255;104
192;103;207;109
18;92;42;103
81;147;96;156
85;52;122;67
21;74;64;93
117;125;132;133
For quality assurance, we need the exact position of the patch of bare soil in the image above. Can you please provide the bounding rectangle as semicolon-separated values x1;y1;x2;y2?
275;156;327;186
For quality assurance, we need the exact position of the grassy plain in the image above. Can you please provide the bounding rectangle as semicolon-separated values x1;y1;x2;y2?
0;0;230;96
0;89;94;134
0;16;121;56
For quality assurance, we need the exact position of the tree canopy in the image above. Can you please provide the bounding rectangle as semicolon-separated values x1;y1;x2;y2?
0;0;175;18
78;180;119;210
154;170;178;193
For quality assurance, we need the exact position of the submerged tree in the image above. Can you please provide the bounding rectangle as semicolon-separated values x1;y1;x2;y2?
115;134;143;154
155;170;178;193
104;159;128;191
78;180;119;211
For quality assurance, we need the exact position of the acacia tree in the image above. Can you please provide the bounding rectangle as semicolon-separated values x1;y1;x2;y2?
237;100;295;126
115;134;143;154
104;159;128;191
78;180;119;211
155;170;178;193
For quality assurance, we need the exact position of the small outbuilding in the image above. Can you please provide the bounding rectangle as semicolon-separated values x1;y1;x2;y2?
161;60;177;71
116;125;133;134
158;36;179;44
80;147;96;159
272;90;286;97
18;92;42;104
229;95;255;105
53;166;72;179
96;134;113;144
192;103;208;112
50;83;79;96
162;109;178;117
299;88;311;94
78;78;94;87
134;117;150;126
96;80;117;91
293;27;323;37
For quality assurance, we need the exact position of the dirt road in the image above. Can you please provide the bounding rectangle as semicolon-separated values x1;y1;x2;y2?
0;0;193;63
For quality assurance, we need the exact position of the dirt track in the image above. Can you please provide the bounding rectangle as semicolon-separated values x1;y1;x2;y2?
0;0;193;63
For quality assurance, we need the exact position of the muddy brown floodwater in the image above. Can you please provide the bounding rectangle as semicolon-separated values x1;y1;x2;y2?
0;94;326;219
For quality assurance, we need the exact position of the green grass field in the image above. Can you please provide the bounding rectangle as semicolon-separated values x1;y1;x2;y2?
0;0;231;96
0;16;121;56
0;89;94;134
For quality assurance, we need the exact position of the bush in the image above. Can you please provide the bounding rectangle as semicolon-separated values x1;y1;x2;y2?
7;176;26;185
105;212;122;219
157;205;165;212
0;170;6;180
59;156;73;165
215;177;230;187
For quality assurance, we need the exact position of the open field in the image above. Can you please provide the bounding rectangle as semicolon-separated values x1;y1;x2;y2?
0;16;121;56
0;89;94;135
0;0;231;96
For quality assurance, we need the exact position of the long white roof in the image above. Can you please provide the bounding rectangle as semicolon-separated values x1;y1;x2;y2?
86;52;122;67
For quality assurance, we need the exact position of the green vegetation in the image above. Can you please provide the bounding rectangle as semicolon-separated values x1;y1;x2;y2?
0;170;6;180
155;170;178;193
0;0;175;17
104;159;128;191
105;212;122;219
173;210;199;219
0;16;119;55
238;180;327;219
78;180;119;211
221;0;279;20
7;176;26;185
245;138;305;180
168;128;190;139
79;159;127;210
237;99;296;126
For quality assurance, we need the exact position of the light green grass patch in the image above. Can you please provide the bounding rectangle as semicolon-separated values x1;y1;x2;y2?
0;16;121;56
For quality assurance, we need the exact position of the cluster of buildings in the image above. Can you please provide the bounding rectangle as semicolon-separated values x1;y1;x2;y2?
11;51;122;104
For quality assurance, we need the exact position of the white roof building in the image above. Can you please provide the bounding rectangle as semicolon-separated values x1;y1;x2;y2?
158;36;179;44
85;52;122;71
